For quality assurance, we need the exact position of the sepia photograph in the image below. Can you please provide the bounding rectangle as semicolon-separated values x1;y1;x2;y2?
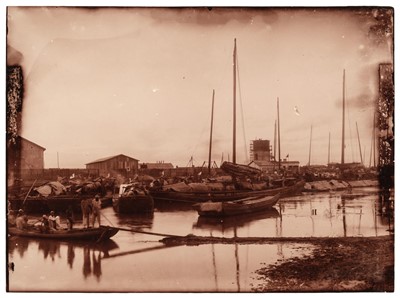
4;2;395;293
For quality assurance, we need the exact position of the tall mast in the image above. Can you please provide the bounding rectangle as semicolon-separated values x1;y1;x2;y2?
328;132;331;165
356;121;363;166
232;38;237;164
208;89;215;174
341;69;346;164
277;97;281;170
308;124;313;166
274;119;277;162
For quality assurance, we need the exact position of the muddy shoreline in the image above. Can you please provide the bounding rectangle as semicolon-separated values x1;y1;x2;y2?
253;235;394;292
162;234;394;292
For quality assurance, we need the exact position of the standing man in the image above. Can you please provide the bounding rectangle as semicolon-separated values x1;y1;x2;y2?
91;194;102;228
81;198;93;228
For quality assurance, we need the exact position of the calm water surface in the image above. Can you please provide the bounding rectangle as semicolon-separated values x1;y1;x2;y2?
7;190;391;292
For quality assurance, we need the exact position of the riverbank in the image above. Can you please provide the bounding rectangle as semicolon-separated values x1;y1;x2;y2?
161;234;394;292
252;235;394;292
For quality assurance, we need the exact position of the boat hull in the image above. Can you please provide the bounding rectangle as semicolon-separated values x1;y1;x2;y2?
196;193;281;217
150;181;305;204
8;225;119;241
112;195;154;214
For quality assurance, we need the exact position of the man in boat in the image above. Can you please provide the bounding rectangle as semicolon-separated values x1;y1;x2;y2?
15;209;28;230
91;194;102;228
66;205;74;230
48;211;61;230
39;215;50;233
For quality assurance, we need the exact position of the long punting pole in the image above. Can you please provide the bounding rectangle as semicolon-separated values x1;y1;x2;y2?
308;125;313;166
277;97;281;170
232;38;237;164
341;69;346;165
356;121;363;166
328;132;331;165
208;90;215;174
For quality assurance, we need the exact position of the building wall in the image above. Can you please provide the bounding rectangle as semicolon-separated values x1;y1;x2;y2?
250;139;271;161
20;139;45;169
86;155;139;176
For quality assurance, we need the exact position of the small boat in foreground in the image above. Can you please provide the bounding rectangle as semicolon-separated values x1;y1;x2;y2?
8;225;119;242
195;193;281;217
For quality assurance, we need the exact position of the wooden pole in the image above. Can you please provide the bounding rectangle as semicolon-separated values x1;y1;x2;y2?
208;90;215;174
22;179;38;206
277;97;281;170
308;125;313;166
233;38;237;164
328;131;331;165
356;121;363;166
274;120;277;162
341;69;346;164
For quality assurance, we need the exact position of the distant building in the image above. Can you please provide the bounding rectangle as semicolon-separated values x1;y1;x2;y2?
86;154;139;176
8;136;46;170
7;136;46;188
249;139;299;173
140;161;174;170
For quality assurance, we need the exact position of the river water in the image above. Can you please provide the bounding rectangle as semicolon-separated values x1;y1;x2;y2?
7;189;392;292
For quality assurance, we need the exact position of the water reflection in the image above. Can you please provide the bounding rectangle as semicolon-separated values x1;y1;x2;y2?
194;208;280;232
8;236;119;283
83;246;102;280
115;213;154;230
7;191;392;292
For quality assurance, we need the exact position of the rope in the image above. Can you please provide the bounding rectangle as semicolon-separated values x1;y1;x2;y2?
100;211;115;227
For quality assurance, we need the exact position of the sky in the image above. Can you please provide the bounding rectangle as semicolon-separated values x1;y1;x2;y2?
6;5;394;168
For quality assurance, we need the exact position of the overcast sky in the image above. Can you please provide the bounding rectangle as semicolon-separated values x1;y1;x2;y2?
6;6;393;168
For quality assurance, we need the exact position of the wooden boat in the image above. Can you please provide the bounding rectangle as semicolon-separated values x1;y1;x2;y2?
112;183;154;214
9;194;112;214
150;180;304;204
112;194;154;214
8;225;119;242
195;193;281;217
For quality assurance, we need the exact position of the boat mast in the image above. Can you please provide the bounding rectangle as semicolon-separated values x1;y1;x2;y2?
328;132;331;165
232;38;237;164
308;124;313;166
341;69;346;165
356;121;363;166
274;119;277;162
208;90;215;174
277;97;281;170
